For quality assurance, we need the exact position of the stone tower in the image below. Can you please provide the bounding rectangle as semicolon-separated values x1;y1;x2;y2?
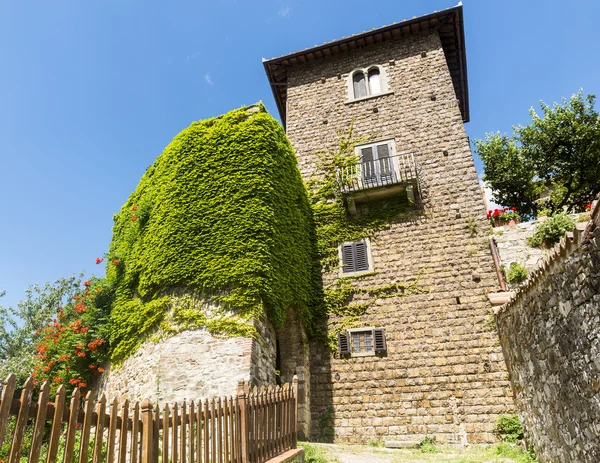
264;4;514;444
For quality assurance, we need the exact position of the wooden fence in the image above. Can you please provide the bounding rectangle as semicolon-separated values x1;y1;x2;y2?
0;374;298;463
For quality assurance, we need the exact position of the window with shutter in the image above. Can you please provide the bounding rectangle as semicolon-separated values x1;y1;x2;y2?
340;240;371;275
345;327;384;357
355;139;397;188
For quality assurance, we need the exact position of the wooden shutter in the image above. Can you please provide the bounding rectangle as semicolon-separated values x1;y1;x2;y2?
376;143;392;178
342;241;370;274
354;241;369;271
338;331;351;356
373;328;387;353
341;243;355;273
361;146;376;182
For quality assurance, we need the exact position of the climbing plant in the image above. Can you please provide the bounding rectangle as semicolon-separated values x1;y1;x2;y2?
306;123;428;345
106;104;317;360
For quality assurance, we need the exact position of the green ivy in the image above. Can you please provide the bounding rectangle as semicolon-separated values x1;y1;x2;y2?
109;297;170;364
322;270;428;351
106;103;316;361
306;124;427;342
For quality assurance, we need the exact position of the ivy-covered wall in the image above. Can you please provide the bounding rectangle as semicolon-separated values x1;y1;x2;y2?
106;103;316;363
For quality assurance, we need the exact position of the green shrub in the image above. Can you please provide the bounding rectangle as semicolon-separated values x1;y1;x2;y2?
419;436;440;453
506;262;528;285
527;214;574;248
494;414;524;443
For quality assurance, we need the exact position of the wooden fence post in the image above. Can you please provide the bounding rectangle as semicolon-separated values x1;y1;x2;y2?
236;380;249;463
291;376;298;449
141;399;154;463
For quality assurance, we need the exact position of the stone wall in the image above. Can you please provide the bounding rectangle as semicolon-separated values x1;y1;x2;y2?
285;30;514;444
97;317;277;405
495;203;600;462
493;213;587;288
277;309;311;439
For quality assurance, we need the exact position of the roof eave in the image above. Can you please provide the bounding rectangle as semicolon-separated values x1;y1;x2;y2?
264;4;469;127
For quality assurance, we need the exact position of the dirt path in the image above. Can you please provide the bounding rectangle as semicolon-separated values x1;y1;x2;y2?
304;443;436;463
301;442;525;463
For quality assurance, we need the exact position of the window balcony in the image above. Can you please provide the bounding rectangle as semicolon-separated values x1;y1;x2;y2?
335;152;418;208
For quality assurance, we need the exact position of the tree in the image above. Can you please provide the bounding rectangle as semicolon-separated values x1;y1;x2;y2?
0;275;82;383
475;91;600;219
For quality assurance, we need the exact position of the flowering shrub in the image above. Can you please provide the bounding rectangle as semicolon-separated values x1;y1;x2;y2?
32;276;114;394
487;207;520;225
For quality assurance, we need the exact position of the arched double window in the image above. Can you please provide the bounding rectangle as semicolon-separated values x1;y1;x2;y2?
351;66;384;100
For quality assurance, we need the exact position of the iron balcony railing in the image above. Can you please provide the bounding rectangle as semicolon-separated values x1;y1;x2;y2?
336;152;418;194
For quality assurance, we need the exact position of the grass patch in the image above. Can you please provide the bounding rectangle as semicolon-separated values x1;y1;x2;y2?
301;443;340;463
299;442;537;463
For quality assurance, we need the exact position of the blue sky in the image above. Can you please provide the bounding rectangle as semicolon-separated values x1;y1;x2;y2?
0;0;598;309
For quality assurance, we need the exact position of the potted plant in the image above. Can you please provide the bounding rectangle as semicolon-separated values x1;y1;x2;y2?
488;207;520;227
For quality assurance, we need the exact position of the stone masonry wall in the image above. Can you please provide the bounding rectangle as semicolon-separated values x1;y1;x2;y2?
97;317;277;405
285;30;514;443
495;203;600;463
493;213;586;289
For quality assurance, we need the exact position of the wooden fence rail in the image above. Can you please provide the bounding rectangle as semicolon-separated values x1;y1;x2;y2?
0;374;298;463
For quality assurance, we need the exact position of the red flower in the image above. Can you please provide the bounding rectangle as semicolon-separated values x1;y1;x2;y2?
83;280;90;287
98;367;105;373
113;259;120;265
585;203;592;211
54;376;62;383
131;215;137;222
511;207;517;212
131;205;139;211
88;364;97;369
69;378;80;385
81;327;89;333
74;303;87;313
79;383;87;388
43;366;50;373
95;257;104;264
